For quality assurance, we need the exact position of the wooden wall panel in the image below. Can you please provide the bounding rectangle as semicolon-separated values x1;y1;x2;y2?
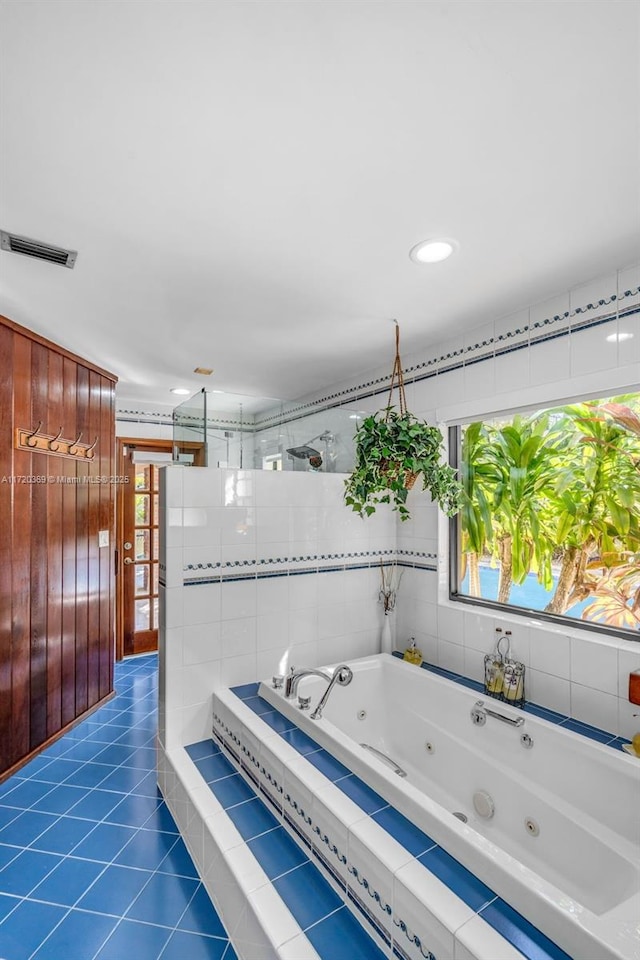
11;333;33;767
45;348;64;739
0;315;117;777
74;364;90;718
87;371;102;709
61;356;78;728
0;324;15;771
99;379;114;701
29;342;50;749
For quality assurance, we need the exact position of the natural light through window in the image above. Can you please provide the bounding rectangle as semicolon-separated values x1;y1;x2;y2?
451;393;640;637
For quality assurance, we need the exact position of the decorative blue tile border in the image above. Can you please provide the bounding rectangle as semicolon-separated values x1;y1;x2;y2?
253;294;640;428
393;919;437;960
210;702;428;959
215;662;633;957
183;550;398;586
209;681;574;960
196;722;388;959
115;407;175;427
118;289;639;437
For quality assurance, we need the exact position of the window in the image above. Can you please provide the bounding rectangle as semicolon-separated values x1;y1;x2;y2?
450;393;640;639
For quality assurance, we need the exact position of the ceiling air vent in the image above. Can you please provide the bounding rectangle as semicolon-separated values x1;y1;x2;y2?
1;230;77;269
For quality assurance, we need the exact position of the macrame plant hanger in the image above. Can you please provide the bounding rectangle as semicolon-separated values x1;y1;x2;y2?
386;320;408;417
384;321;417;489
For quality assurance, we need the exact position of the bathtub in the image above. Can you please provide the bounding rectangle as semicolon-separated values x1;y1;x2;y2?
257;653;640;960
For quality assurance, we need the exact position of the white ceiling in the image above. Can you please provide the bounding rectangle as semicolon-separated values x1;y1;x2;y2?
1;1;638;409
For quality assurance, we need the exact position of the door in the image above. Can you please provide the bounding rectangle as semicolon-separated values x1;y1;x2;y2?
116;439;173;658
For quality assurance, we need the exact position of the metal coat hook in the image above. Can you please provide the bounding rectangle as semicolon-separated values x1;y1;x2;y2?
49;427;64;452
85;436;98;459
16;424;97;461
68;431;84;455
25;421;43;447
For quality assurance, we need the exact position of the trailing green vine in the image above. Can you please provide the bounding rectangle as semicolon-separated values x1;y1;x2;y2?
344;407;462;521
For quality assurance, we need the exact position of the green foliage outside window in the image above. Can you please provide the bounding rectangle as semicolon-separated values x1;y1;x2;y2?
458;395;640;633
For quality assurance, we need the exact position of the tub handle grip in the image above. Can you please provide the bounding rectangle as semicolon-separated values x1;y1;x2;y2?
360;743;407;778
471;700;524;728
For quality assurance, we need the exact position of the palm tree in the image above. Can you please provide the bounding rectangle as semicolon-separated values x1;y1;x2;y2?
461;413;559;603
543;400;640;615
460;422;495;596
460;396;640;629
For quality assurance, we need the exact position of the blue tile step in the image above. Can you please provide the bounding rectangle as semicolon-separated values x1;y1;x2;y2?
184;735;387;960
218;683;573;960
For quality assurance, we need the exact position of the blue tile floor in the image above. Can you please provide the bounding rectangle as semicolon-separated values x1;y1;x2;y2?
0;654;237;960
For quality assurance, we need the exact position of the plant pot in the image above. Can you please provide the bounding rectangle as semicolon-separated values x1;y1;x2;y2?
381;460;418;490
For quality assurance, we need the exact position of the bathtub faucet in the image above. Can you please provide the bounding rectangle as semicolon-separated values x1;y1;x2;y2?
284;666;333;699
284;664;354;719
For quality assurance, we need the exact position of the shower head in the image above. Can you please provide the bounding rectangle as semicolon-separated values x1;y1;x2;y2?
286;445;321;460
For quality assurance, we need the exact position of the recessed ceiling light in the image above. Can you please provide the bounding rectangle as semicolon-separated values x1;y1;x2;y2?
606;331;634;343
211;389;224;394
170;387;191;395
409;238;458;264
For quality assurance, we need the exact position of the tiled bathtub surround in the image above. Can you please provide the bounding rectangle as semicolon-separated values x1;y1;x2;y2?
159;265;640;754
158;468;396;750
393;564;640;743
391;652;633;752
203;681;575;960
157;263;640;959
390;266;640;741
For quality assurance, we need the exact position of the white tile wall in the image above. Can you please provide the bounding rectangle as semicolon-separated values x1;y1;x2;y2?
493;347;530;396
570;635;619;695
464;357;496;402
159;265;640;750
390;263;640;737
528;628;571;680
526;668;571;716
529;331;571;386
570;321;618;377
159;468;395;746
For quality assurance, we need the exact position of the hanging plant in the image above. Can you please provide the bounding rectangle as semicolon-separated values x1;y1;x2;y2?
344;324;462;521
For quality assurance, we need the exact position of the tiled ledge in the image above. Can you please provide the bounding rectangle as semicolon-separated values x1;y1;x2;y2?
185;738;385;960
209;683;573;960
158;742;323;960
390;652;633;753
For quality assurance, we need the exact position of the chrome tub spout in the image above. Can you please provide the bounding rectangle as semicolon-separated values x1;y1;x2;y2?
284;667;332;699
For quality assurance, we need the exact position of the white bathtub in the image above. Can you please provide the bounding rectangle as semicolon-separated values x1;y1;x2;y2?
258;653;640;960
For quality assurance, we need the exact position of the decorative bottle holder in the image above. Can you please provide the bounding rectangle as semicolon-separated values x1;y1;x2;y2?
483;634;525;708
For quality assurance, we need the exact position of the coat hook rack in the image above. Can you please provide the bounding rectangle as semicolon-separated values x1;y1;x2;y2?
85;437;99;458
68;431;84;456
25;421;43;447
49;427;64;452
15;424;99;461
